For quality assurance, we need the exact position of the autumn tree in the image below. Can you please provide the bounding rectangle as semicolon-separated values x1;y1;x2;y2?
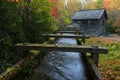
66;0;81;17
86;0;103;9
86;0;120;33
55;0;82;27
0;0;57;72
103;0;120;32
55;0;70;27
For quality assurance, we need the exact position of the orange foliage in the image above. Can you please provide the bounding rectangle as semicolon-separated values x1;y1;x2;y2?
7;0;34;3
46;0;58;18
103;0;120;28
87;37;118;46
103;0;120;10
99;60;120;80
50;0;58;18
87;37;120;80
7;0;20;2
87;0;120;29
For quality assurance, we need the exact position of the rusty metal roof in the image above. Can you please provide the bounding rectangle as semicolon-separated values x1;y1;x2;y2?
72;9;108;20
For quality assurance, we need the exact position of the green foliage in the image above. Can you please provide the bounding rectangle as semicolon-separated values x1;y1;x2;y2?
99;42;120;79
106;23;117;33
58;10;71;28
21;0;57;43
118;31;120;35
95;0;103;8
113;65;120;71
107;43;120;58
62;10;71;25
0;0;57;72
0;1;26;71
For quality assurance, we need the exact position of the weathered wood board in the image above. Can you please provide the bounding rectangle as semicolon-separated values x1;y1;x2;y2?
42;34;90;39
15;43;108;54
56;31;83;34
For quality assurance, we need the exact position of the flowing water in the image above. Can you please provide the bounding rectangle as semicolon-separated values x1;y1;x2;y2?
31;34;86;80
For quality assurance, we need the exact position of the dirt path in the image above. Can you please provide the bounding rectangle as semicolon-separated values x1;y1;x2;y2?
103;37;120;42
97;34;120;43
103;34;120;42
108;34;120;42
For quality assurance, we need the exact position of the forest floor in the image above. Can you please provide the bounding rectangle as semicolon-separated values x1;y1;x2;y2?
86;34;120;80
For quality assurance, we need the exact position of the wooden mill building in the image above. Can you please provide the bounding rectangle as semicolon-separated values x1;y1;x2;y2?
72;9;108;36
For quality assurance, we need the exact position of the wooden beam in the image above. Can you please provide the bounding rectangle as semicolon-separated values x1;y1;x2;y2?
42;34;90;39
15;43;108;54
58;29;78;31
56;31;83;34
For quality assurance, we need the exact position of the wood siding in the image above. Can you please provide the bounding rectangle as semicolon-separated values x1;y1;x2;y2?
73;14;107;36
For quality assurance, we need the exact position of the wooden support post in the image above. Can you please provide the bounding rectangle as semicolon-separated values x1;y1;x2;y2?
81;35;85;44
78;31;84;35
91;54;99;67
91;45;99;67
76;38;81;45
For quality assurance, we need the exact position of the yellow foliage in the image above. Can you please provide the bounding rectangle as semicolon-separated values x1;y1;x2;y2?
7;0;20;2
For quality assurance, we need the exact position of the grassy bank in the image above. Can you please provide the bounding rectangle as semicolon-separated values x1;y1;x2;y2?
86;37;120;80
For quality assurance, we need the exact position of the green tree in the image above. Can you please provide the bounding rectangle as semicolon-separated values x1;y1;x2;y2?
0;0;26;71
0;0;57;72
29;0;57;43
96;0;103;8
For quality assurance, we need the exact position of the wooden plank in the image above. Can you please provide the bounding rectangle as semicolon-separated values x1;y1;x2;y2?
58;29;78;31
42;34;90;39
15;43;108;54
57;31;83;34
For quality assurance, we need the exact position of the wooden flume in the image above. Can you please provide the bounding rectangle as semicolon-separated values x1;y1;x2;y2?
0;30;108;80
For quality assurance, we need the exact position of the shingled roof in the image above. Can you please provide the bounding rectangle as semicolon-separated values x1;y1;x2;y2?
72;9;108;20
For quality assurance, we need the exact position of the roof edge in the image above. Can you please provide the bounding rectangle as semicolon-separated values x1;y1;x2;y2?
78;8;106;12
72;18;100;20
72;8;108;20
